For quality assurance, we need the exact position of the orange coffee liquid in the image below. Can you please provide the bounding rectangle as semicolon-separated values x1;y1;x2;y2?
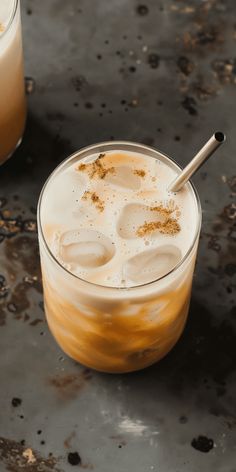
43;274;193;373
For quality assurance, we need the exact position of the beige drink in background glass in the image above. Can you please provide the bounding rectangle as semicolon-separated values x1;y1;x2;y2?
38;142;201;373
0;0;26;164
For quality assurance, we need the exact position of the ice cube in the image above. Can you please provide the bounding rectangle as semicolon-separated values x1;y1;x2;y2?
123;245;182;285
59;229;115;269
106;166;141;190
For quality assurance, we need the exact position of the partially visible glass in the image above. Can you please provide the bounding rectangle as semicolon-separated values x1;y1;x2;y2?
38;142;202;374
0;0;26;164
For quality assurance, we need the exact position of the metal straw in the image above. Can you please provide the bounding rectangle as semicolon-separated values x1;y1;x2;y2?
168;132;226;193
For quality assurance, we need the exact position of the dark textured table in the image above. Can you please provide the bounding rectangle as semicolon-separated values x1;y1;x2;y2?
0;0;235;470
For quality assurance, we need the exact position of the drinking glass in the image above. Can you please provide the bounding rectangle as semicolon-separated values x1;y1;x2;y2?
38;142;201;373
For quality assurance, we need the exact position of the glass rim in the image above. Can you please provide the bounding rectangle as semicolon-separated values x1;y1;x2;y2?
37;140;202;291
0;0;18;40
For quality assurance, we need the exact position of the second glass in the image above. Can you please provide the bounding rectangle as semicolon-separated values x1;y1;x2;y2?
0;0;26;164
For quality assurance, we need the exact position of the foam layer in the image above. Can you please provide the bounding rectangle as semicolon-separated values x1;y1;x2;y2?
0;0;18;57
0;0;15;35
41;150;198;287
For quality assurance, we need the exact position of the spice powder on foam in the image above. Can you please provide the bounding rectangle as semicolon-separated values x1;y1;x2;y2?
78;155;181;233
133;169;146;177
82;191;105;212
78;153;115;179
137;202;181;237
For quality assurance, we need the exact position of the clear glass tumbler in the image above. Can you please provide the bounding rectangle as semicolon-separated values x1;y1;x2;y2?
38;142;201;373
0;0;26;164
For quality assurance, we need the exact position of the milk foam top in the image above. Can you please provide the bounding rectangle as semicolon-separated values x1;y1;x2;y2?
0;0;15;32
0;0;17;54
40;146;199;288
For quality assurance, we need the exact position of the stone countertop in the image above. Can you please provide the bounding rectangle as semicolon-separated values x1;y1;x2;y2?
0;0;235;471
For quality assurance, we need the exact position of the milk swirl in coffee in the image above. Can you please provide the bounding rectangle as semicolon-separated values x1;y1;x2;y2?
41;150;198;287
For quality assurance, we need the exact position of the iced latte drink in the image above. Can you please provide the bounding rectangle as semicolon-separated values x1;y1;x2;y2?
0;0;26;164
38;142;201;373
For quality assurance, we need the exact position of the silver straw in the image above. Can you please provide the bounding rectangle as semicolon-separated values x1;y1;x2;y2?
169;132;226;193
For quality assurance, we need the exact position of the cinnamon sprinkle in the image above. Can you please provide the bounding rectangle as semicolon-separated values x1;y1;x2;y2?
0;23;4;33
78;153;115;179
137;218;180;237
82;191;105;212
160;218;181;235
137;200;181;236
133;169;146;177
150;200;181;216
150;205;173;216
